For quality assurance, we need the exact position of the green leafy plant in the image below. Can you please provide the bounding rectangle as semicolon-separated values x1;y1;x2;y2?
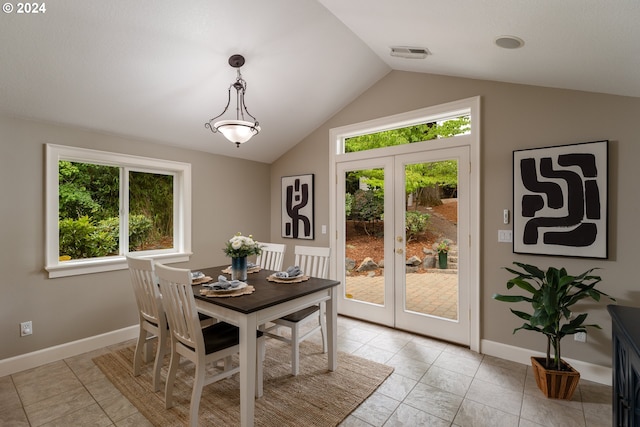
493;262;615;370
433;239;452;254
345;192;354;218
405;211;430;242
351;189;384;236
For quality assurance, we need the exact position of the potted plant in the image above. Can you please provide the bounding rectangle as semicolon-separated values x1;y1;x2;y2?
493;262;615;399
433;239;451;269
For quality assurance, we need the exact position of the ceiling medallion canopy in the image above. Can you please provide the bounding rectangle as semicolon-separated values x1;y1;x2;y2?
205;54;260;147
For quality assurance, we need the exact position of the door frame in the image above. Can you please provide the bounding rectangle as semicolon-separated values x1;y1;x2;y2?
328;96;481;352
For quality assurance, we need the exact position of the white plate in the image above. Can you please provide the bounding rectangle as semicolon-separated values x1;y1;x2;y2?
270;273;304;281
204;281;248;293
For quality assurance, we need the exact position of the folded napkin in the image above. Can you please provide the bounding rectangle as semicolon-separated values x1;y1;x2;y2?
204;275;243;290
275;265;303;278
247;262;258;269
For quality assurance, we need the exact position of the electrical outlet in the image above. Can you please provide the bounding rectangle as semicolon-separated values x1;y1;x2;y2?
574;331;586;342
20;321;32;337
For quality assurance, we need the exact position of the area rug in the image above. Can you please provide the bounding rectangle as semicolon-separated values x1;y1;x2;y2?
93;339;393;426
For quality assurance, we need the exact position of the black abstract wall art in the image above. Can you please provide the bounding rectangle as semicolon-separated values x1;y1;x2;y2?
281;174;314;239
513;140;608;258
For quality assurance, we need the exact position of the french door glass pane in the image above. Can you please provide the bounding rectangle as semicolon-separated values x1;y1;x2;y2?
344;167;385;306
403;160;458;321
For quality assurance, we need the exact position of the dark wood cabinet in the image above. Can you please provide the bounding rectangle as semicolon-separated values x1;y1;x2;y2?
608;305;640;427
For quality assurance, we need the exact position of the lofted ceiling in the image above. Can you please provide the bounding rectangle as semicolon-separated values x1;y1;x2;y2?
1;0;638;163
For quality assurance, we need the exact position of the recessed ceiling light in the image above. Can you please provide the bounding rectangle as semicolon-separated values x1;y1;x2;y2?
390;46;431;59
494;36;525;49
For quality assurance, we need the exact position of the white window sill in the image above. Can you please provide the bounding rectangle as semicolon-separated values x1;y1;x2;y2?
45;252;192;278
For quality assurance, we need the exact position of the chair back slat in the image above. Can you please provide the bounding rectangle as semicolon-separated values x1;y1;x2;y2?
256;243;286;271
127;256;163;325
156;264;204;352
294;245;330;279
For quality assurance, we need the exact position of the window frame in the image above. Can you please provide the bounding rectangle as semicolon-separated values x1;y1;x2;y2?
45;144;192;278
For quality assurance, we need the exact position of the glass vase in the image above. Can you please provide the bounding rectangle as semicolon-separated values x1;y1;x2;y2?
231;256;248;281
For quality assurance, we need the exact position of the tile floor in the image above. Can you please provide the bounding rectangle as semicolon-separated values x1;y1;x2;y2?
1;315;612;426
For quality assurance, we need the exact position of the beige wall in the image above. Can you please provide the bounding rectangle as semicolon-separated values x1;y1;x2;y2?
0;115;271;360
271;70;640;368
3;69;639;370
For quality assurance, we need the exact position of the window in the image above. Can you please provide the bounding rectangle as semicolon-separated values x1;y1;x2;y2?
344;115;470;154
46;144;191;278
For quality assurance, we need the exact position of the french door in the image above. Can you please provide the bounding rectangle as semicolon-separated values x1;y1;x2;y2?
337;146;470;345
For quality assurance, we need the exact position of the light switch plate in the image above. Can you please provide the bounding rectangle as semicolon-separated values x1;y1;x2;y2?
498;230;512;242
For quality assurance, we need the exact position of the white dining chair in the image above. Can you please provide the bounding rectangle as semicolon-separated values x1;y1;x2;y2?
127;255;215;392
255;242;286;271
155;263;264;427
263;245;330;375
126;255;168;392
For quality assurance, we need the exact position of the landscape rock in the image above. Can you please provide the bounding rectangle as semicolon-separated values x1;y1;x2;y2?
423;255;436;269
356;257;378;272
422;248;434;255
345;258;356;271
406;255;422;266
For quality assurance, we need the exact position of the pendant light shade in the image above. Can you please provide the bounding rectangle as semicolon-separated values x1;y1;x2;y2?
205;54;260;147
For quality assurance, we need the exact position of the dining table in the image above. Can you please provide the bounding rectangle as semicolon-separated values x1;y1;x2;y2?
191;265;340;427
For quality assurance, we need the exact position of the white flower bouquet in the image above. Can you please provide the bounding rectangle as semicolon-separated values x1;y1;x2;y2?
223;232;262;258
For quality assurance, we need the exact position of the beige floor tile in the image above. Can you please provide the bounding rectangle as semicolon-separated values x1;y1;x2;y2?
38;403;113;427
0;403;30;427
474;361;526;392
98;393;139;423
420;365;473;397
521;393;586;427
465;378;523;416
384;403;450;426
12;361;83;406
351;391;401;426
23;386;95;426
0;375;22;413
1;314;610;426
114;411;155;427
403;382;463;421
453;399;520;427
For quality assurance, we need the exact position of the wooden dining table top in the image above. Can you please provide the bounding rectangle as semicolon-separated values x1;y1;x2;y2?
192;265;340;315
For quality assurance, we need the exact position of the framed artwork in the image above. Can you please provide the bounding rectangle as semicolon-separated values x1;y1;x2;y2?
513;140;608;258
281;174;314;239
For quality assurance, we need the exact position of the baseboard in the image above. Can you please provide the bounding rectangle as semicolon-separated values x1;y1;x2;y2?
0;325;138;377
481;339;611;386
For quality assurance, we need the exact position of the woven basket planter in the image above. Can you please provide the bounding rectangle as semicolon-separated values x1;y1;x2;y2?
531;356;580;400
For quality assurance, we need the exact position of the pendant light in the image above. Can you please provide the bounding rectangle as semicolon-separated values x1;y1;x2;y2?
205;54;260;147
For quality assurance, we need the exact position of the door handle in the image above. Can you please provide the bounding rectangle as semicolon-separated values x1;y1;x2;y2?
396;236;403;242
396;248;403;254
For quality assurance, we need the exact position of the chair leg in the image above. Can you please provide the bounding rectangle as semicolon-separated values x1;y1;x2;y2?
151;331;168;392
164;346;180;409
132;325;147;376
291;324;300;376
189;361;206;427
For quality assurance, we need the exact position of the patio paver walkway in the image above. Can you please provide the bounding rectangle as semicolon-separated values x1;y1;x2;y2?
344;270;459;320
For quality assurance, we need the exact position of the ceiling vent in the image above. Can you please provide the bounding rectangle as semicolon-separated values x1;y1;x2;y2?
390;46;431;59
